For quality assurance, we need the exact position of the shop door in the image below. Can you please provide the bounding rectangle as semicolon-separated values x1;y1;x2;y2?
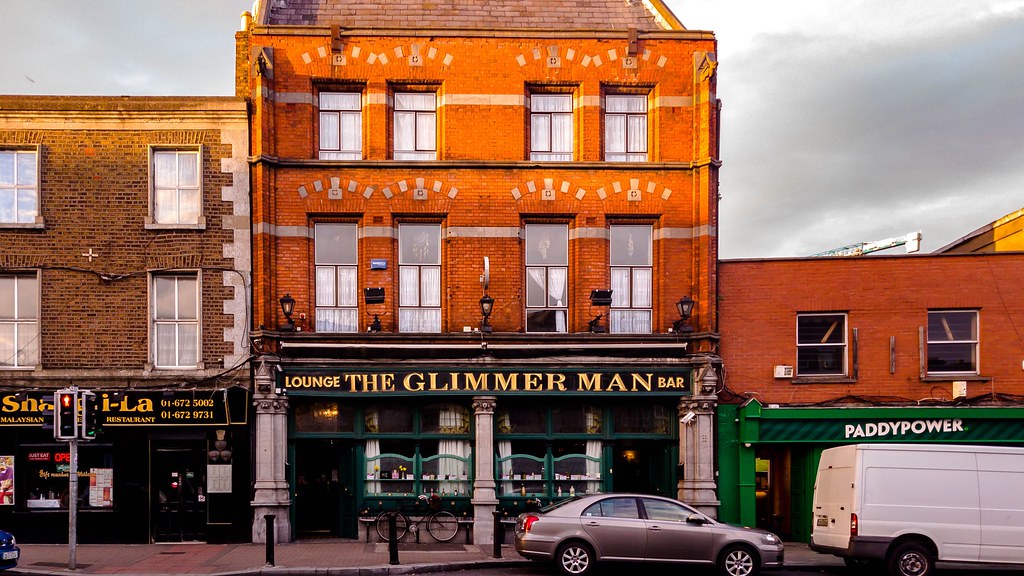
153;444;207;542
294;439;357;539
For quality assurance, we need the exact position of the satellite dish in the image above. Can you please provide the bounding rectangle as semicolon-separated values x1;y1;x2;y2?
480;256;490;290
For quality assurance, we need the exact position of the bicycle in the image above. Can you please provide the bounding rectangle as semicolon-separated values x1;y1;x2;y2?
375;493;459;543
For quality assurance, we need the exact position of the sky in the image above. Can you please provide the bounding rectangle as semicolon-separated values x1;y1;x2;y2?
2;0;1022;258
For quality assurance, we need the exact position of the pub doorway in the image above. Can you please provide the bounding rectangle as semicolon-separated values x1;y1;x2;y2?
611;440;674;496
152;441;207;542
293;439;358;539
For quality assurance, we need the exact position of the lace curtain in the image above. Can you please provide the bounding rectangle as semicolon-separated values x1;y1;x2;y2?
365;407;381;493
316;266;358;332
586;441;602;493
400;266;441;332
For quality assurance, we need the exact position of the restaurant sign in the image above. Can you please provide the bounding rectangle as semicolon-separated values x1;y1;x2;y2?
282;368;693;396
0;389;248;428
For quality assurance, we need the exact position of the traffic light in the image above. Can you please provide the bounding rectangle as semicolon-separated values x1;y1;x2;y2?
55;389;78;440
82;391;101;440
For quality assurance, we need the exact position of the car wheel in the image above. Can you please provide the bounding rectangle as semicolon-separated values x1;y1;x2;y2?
555;541;595;576
719;545;759;576
887;542;934;576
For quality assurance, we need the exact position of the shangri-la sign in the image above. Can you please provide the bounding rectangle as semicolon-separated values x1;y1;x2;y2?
282;368;694;396
0;389;248;427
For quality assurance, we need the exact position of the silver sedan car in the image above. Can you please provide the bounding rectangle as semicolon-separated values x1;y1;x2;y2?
515;493;783;576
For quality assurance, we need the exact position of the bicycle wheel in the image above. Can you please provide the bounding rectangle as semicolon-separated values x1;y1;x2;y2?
426;510;459;542
375;510;410;542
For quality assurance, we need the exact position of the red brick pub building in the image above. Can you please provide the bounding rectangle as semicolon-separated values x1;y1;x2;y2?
240;0;723;543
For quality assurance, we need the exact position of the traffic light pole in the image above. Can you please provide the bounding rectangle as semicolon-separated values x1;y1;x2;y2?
68;433;78;570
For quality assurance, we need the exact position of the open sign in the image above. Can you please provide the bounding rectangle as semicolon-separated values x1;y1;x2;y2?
54;452;71;463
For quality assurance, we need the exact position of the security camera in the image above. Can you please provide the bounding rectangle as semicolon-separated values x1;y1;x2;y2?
680;411;696;425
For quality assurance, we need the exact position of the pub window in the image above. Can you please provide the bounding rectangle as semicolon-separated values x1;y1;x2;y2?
293;399;355;433
315;223;358;332
609;224;652;333
525;223;569;333
398;223;442;332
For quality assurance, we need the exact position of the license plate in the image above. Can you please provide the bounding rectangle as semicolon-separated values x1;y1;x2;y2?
2;551;17;560
816;518;829;527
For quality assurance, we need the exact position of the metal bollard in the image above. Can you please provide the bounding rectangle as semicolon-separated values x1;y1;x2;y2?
492;511;503;558
388;512;400;565
265;514;276;566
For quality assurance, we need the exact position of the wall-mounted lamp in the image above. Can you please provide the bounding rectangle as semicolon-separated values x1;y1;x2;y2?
279;293;296;331
588;289;613;333
673;295;695;334
364;287;385;332
479;294;494;333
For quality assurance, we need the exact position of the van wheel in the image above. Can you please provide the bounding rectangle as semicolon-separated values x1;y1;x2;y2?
719;545;759;576
555;541;595;576
887;542;934;576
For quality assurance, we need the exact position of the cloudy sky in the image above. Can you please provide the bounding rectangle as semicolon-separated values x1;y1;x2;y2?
2;0;1022;258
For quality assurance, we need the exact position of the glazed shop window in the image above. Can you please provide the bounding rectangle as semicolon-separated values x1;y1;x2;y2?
152;274;199;369
150;149;202;226
315;223;358;332
614;403;673;434
364;404;472;498
525;223;569;333
398;223;441;332
797;313;847;376
0;274;39;369
0;149;38;224
927;310;979;374
393;92;436;160
293;399;355;433
530;94;573;161
19;445;114;510
319;92;362;160
609;224;652;333
604;95;648;162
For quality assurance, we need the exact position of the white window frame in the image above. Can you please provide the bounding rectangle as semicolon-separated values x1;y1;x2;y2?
0;149;40;226
398;223;441;332
147;147;205;229
151;273;201;370
315;223;359;333
609;225;652;333
0;273;39;369
319;92;363;160
927;310;979;375
530;94;573;162
393;92;437;160
604;94;648;162
525;223;569;333
796;313;848;376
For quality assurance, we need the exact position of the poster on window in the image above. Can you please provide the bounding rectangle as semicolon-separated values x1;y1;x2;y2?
88;468;114;507
0;456;13;505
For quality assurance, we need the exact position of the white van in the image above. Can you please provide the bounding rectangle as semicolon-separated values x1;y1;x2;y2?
810;443;1024;576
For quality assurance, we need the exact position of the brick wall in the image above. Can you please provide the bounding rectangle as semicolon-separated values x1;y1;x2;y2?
243;26;721;339
719;254;1024;404
0;97;249;381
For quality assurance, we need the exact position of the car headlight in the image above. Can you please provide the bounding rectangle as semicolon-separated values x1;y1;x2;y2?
761;533;778;545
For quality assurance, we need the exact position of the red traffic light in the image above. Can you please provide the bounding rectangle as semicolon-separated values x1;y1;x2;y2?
60;394;73;408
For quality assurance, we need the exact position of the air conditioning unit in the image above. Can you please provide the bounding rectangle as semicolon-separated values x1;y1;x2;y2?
773;365;794;379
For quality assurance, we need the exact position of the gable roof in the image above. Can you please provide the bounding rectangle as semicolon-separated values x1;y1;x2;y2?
255;0;684;31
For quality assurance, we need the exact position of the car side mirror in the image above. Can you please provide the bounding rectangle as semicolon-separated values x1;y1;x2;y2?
686;513;709;525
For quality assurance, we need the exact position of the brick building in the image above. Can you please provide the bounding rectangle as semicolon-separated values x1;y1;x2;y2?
0;96;251;543
717;252;1024;541
239;0;722;543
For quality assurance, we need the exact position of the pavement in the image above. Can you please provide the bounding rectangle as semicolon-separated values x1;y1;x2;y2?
7;541;842;576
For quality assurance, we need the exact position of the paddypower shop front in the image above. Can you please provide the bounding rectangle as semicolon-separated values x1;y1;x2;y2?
715;400;1024;542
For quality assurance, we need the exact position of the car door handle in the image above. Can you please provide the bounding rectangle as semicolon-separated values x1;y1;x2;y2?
648;526;662;531
585;521;601;527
